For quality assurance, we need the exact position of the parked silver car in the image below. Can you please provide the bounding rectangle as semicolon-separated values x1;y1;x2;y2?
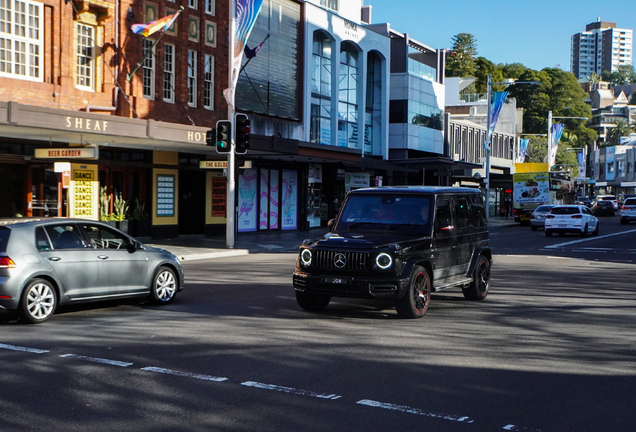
0;218;184;323
620;198;636;224
530;205;554;231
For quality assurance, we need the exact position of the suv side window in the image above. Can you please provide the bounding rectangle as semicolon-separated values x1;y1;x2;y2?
454;196;470;229
435;198;453;236
469;195;486;227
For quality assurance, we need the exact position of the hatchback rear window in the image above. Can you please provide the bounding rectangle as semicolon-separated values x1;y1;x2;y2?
624;198;636;206
0;227;10;252
600;196;616;201
535;206;552;212
551;207;580;215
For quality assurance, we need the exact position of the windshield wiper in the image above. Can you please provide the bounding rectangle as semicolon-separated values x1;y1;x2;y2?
386;223;416;230
348;221;377;229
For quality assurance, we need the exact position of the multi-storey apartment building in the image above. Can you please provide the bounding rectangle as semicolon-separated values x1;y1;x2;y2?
571;19;633;80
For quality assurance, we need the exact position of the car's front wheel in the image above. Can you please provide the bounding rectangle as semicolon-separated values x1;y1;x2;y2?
20;279;57;324
295;291;331;311
150;266;177;305
593;222;600;236
463;255;490;301
396;265;430;319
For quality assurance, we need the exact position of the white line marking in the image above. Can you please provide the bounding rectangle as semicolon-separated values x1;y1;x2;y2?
544;228;636;249
59;354;132;367
356;399;473;423
502;423;542;431
142;366;228;382
241;381;341;400
0;343;49;354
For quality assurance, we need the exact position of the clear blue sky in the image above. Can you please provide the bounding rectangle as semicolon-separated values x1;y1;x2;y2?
368;0;636;71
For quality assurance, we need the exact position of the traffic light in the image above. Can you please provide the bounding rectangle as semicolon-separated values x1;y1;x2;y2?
215;120;232;154
235;114;250;154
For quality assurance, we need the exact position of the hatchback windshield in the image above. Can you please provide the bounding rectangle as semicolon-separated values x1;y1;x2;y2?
551;207;580;215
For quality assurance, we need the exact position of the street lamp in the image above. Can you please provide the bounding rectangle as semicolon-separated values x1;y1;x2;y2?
485;74;540;220
546;111;588;171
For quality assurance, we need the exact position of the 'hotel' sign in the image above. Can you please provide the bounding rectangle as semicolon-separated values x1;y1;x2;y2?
35;147;99;160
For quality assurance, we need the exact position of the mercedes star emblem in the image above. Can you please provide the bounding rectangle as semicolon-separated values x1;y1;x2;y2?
334;253;347;269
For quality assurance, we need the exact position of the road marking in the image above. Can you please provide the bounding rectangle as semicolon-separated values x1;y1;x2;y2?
142;366;228;382
502;424;542;431
357;399;473;423
59;354;133;367
0;343;49;354
544;228;636;249
242;381;341;400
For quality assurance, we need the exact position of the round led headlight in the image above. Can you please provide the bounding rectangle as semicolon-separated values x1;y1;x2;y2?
300;249;312;266
375;252;393;269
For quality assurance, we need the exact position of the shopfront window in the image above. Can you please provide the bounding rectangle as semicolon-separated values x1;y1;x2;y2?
338;42;358;149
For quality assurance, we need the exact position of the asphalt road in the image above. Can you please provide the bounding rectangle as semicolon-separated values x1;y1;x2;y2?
1;221;636;431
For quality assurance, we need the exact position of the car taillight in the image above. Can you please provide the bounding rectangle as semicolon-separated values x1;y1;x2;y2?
571;215;583;219
0;257;16;269
546;215;555;219
622;206;628;210
531;214;536;219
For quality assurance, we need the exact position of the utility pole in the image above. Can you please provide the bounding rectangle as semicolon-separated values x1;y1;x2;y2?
226;0;236;249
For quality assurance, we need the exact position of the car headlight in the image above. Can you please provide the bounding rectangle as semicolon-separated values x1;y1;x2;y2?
375;252;393;269
300;248;312;267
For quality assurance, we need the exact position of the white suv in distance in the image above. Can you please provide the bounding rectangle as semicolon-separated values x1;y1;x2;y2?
597;195;618;210
620;198;636;225
544;205;599;237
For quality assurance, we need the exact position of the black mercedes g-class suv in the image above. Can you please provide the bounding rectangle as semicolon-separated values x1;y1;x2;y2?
292;186;491;318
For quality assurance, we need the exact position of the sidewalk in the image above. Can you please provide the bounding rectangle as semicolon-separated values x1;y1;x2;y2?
145;218;517;262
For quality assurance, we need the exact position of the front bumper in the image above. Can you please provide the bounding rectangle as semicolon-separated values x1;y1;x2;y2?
293;270;410;300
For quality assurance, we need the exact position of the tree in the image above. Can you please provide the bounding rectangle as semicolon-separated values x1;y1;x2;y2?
601;65;636;87
629;91;636;106
474;57;505;94
508;68;597;146
605;119;634;145
445;33;477;78
523;136;547;163
498;63;528;80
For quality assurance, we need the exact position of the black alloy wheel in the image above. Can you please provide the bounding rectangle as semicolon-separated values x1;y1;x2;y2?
395;265;431;319
463;255;490;301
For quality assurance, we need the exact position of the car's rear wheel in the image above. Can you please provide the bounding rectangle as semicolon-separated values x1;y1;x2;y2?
150;266;177;305
545;230;553;237
463;255;490;301
580;224;588;237
395;265;430;319
295;291;331;311
20;279;57;324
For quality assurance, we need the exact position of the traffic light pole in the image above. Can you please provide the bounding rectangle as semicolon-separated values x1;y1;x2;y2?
226;0;236;249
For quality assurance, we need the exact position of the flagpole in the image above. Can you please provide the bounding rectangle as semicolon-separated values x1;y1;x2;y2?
226;0;236;249
126;33;164;81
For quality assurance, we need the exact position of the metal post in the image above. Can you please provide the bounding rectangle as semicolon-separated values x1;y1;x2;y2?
485;74;492;221
547;110;552;171
226;0;236;249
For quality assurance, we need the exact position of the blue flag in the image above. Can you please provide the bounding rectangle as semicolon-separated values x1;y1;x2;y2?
484;91;509;151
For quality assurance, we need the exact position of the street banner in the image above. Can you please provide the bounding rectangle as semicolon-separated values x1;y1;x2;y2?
548;123;564;168
223;0;265;108
518;138;529;163
484;91;509;151
577;152;586;180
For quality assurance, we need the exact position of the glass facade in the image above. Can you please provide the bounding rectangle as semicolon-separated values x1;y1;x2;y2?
310;31;332;144
338;43;358;149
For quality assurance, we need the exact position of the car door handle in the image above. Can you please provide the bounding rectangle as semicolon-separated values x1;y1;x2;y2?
97;255;109;260
48;257;61;262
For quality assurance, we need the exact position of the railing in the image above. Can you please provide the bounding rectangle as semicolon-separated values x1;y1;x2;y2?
459;93;487;103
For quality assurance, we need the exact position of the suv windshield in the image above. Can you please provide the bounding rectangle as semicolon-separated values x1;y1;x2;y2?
337;195;432;230
552;207;580;215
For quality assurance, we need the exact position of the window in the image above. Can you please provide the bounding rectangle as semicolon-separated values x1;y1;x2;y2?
204;54;214;109
469;195;486;227
142;38;155;99
187;50;196;106
79;223;132;250
75;22;95;90
204;0;214;15
188;0;197;9
319;0;337;11
45;225;88;250
435;199;453;236
454;197;470;229
310;32;332;145
338;43;358;149
0;0;42;80
163;43;174;102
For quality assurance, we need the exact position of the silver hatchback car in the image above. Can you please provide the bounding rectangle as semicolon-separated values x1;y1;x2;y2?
0;218;184;323
620;198;636;224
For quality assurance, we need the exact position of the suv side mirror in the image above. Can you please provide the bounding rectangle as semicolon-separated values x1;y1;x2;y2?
328;218;336;230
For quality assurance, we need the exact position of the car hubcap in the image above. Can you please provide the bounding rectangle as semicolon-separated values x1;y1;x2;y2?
27;284;54;319
156;271;176;301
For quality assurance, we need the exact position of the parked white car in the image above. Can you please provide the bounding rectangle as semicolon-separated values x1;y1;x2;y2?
544;205;599;237
620;198;636;225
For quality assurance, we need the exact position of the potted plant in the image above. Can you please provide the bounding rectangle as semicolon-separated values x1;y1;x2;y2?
113;192;129;234
100;187;117;228
129;198;150;237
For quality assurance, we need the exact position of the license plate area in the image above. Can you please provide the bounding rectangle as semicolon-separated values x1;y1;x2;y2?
323;277;352;285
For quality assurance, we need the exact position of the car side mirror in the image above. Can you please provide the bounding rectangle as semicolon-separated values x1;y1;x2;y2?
328;218;336;230
127;241;143;253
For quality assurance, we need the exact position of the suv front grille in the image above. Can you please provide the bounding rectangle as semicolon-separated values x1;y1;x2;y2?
313;250;368;270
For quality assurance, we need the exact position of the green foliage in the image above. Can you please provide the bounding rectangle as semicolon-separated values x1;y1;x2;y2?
129;198;148;221
113;192;129;222
629;92;636;106
508;68;597;145
445;33;477;78
605;119;634;145
523;137;548;163
522;137;580;178
474;57;506;94
601;65;636;87
100;186;112;222
498;63;528;80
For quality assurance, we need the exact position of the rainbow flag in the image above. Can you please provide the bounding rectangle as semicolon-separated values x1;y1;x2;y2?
132;7;183;37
